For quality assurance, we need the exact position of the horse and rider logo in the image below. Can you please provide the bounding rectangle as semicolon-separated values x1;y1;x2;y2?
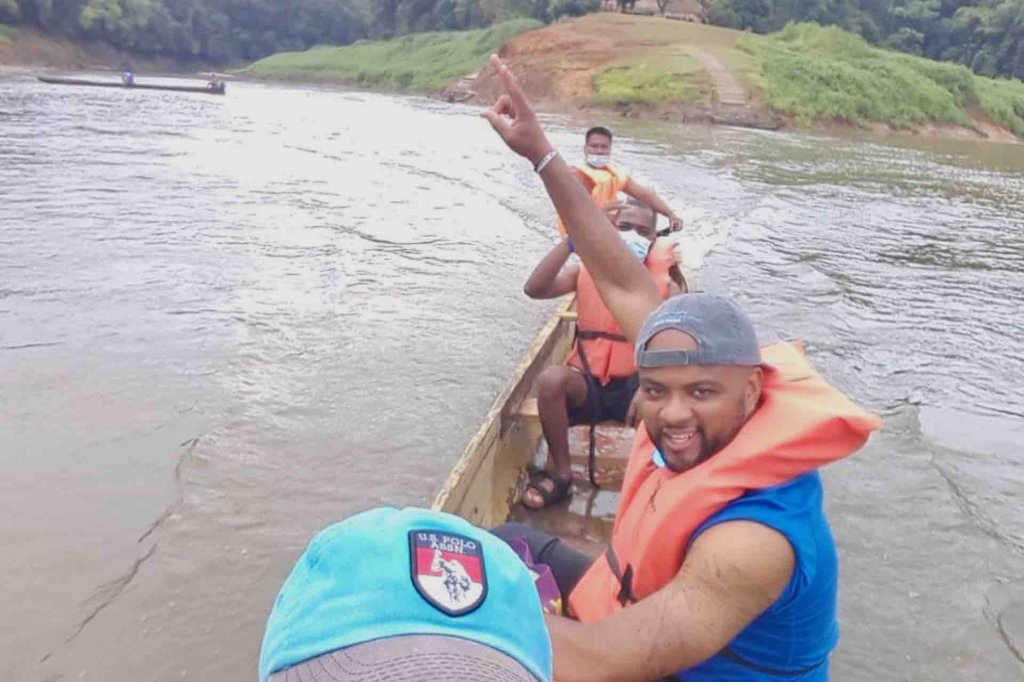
409;530;487;616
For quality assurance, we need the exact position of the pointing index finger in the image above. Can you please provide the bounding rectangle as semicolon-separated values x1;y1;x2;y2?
490;54;527;109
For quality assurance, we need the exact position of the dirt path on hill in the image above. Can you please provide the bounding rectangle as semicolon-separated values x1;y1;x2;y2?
453;14;781;130
685;45;748;105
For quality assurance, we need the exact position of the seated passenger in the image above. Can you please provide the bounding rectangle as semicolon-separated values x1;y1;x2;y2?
521;200;682;509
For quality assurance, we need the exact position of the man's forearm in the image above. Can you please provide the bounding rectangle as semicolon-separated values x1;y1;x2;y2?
524;242;572;298
545;615;626;682
546;611;677;682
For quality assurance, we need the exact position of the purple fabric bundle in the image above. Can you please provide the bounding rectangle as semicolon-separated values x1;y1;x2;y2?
505;536;563;616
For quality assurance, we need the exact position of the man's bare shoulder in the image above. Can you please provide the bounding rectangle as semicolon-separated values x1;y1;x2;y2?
680;521;795;614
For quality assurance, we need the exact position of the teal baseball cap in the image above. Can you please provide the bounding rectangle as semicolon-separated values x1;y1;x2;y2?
259;507;552;681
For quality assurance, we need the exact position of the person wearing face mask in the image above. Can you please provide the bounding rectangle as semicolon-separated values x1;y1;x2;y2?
521;200;684;509
555;126;684;238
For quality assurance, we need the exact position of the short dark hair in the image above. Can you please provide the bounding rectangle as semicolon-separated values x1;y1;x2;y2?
621;197;657;228
585;126;613;144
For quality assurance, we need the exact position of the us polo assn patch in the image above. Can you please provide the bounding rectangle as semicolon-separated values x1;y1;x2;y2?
409;530;487;616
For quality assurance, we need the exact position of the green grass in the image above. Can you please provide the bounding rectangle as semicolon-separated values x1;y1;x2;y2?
246;19;543;92
974;77;1024;137
592;50;710;105
739;23;1024;135
0;23;18;40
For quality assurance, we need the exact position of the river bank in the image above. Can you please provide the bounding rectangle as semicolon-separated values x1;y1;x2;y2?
246;13;1024;144
245;19;542;92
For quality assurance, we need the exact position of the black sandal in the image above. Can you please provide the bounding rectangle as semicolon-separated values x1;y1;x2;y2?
523;470;572;509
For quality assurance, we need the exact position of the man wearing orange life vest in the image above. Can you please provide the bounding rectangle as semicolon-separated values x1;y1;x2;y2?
483;55;881;681
521;200;683;509
555;126;684;238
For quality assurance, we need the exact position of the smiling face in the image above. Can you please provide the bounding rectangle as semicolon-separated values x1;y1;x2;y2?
638;330;763;472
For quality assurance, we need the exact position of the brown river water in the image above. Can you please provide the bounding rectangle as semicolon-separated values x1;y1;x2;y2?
1;74;1022;681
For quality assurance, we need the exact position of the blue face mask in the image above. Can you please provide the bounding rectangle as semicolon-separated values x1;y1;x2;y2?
586;153;610;169
620;229;651;261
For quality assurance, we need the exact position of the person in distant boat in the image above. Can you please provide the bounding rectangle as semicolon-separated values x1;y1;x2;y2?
122;70;134;87
483;55;881;682
521;199;683;509
554;125;683;237
206;73;225;93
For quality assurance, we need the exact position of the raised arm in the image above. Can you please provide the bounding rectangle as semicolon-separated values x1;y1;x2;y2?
523;241;580;299
482;55;661;343
545;521;796;682
623;177;683;232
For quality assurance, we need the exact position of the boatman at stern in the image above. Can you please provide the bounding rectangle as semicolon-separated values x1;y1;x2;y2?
555;125;684;237
483;55;881;681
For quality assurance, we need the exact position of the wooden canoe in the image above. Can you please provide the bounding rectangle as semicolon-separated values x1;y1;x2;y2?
37;75;226;95
431;294;634;556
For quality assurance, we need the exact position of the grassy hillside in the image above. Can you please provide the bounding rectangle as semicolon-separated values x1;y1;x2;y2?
246;19;542;91
740;23;1024;135
545;15;751;107
593;49;710;105
244;13;1024;140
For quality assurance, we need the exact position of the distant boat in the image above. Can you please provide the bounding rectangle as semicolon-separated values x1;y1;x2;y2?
36;75;226;95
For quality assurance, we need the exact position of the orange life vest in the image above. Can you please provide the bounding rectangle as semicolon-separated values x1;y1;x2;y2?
567;239;676;385
556;163;630;237
568;342;882;621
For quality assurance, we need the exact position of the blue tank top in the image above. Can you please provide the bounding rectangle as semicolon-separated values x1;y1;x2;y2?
677;471;838;681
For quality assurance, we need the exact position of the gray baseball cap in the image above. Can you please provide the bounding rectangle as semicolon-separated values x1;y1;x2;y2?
635;292;762;368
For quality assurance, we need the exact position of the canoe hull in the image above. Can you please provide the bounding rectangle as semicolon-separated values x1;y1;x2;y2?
37;76;225;95
432;296;577;526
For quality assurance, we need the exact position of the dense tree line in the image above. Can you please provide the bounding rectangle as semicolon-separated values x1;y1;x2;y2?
369;0;597;37
5;0;1019;81
0;0;597;62
707;0;1024;79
